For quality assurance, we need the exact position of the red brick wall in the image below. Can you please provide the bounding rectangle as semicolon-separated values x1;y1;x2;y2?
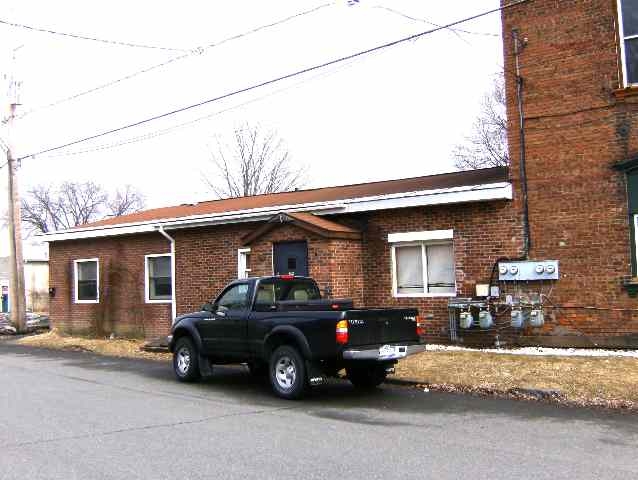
501;0;638;346
47;195;525;343
48;234;172;338
352;202;521;342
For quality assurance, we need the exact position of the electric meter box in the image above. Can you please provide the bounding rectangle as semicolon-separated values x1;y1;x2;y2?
498;260;559;281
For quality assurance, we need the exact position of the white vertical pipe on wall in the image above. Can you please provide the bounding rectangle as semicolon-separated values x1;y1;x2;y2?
157;226;177;323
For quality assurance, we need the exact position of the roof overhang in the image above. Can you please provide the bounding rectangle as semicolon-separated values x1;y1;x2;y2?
39;181;512;242
241;212;361;245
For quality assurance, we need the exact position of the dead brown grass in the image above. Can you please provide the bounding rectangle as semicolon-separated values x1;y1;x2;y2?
396;350;638;406
15;330;171;361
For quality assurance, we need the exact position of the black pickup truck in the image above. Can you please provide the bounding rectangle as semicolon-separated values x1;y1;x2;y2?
168;276;426;399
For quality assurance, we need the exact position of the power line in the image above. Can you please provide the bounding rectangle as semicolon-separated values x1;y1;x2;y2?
373;5;501;38
45;51;372;158
17;0;530;161
14;2;335;120
0;18;189;52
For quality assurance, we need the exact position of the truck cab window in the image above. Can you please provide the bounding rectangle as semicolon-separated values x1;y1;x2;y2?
254;283;276;310
217;284;249;310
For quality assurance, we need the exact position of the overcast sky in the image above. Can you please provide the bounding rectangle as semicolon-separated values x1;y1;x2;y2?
0;0;505;255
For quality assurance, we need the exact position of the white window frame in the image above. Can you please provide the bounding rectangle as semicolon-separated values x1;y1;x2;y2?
618;0;638;86
389;233;456;298
145;254;173;304
634;214;638;269
238;248;251;279
74;258;99;304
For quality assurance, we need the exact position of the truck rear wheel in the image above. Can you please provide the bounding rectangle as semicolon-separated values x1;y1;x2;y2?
173;337;201;382
346;365;387;389
269;345;307;400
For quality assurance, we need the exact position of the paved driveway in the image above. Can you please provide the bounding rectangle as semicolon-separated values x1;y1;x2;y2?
1;344;637;480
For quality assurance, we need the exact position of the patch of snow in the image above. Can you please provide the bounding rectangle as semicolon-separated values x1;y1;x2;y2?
425;344;638;358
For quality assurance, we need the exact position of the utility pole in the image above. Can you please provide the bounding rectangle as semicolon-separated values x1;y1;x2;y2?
5;46;26;332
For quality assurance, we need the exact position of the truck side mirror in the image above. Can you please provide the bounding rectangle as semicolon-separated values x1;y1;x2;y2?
201;302;214;312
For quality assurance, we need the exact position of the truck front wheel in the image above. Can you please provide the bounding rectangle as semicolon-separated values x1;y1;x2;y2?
269;345;308;400
346;364;387;389
173;336;201;382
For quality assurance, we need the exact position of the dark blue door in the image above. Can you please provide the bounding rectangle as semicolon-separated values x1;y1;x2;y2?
273;241;308;276
1;294;7;313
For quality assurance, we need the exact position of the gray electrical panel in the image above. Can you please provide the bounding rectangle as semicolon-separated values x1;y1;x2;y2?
498;260;559;281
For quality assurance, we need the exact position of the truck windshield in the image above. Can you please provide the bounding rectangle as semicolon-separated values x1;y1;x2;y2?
255;279;321;306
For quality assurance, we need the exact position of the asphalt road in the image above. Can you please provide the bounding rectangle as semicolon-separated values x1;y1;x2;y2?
0;344;637;480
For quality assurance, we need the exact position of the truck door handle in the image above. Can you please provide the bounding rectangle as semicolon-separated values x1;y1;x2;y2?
216;311;226;317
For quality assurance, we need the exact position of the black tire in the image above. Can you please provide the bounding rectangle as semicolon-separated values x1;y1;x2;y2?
346;365;387;389
269;345;308;400
173;336;201;382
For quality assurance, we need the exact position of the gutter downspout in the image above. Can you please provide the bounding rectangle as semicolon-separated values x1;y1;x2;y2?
157;225;177;323
513;28;531;257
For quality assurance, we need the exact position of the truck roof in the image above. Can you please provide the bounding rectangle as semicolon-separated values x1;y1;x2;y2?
239;275;315;283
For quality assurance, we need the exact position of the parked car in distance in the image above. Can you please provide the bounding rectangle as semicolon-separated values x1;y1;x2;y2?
168;276;426;399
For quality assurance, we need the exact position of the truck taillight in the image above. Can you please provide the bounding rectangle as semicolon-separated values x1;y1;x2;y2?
416;316;426;336
336;320;348;344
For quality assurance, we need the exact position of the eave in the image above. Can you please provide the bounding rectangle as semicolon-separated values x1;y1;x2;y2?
39;181;512;242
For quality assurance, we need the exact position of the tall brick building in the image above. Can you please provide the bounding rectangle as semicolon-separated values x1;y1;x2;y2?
42;0;638;347
499;0;638;346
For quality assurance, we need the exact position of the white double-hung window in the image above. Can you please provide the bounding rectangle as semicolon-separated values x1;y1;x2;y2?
618;0;638;85
145;254;172;303
389;230;456;297
74;258;99;303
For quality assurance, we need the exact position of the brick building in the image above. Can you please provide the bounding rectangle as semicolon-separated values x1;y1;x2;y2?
42;0;638;347
498;0;638;346
43;168;515;341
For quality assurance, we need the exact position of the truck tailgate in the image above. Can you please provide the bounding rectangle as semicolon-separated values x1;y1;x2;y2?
344;309;419;346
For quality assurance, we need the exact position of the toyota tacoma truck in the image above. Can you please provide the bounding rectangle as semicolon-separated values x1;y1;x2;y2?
168;275;426;399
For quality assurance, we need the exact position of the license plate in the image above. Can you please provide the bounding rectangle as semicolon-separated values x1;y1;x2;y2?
379;345;407;359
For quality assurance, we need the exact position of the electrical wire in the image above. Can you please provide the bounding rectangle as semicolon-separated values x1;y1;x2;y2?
373;5;501;38
44;49;370;158
15;2;335;120
16;0;531;161
0;18;189;52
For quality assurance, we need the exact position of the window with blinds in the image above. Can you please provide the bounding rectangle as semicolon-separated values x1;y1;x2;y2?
392;242;455;296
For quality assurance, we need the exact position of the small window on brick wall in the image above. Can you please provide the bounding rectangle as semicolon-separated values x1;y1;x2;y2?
145;254;172;303
74;258;99;303
618;0;638;85
238;248;251;279
390;241;456;297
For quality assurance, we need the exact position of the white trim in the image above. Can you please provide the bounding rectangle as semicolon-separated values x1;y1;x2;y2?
73;258;99;304
237;248;251;279
634;214;638;268
144;253;173;304
388;229;453;243
39;182;512;242
618;0;637;87
390;240;457;298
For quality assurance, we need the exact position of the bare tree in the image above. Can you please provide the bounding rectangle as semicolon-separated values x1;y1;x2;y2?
203;124;305;198
452;75;509;170
21;182;146;234
107;185;146;217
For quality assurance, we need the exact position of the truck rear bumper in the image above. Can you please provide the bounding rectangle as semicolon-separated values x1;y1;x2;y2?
342;343;426;361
